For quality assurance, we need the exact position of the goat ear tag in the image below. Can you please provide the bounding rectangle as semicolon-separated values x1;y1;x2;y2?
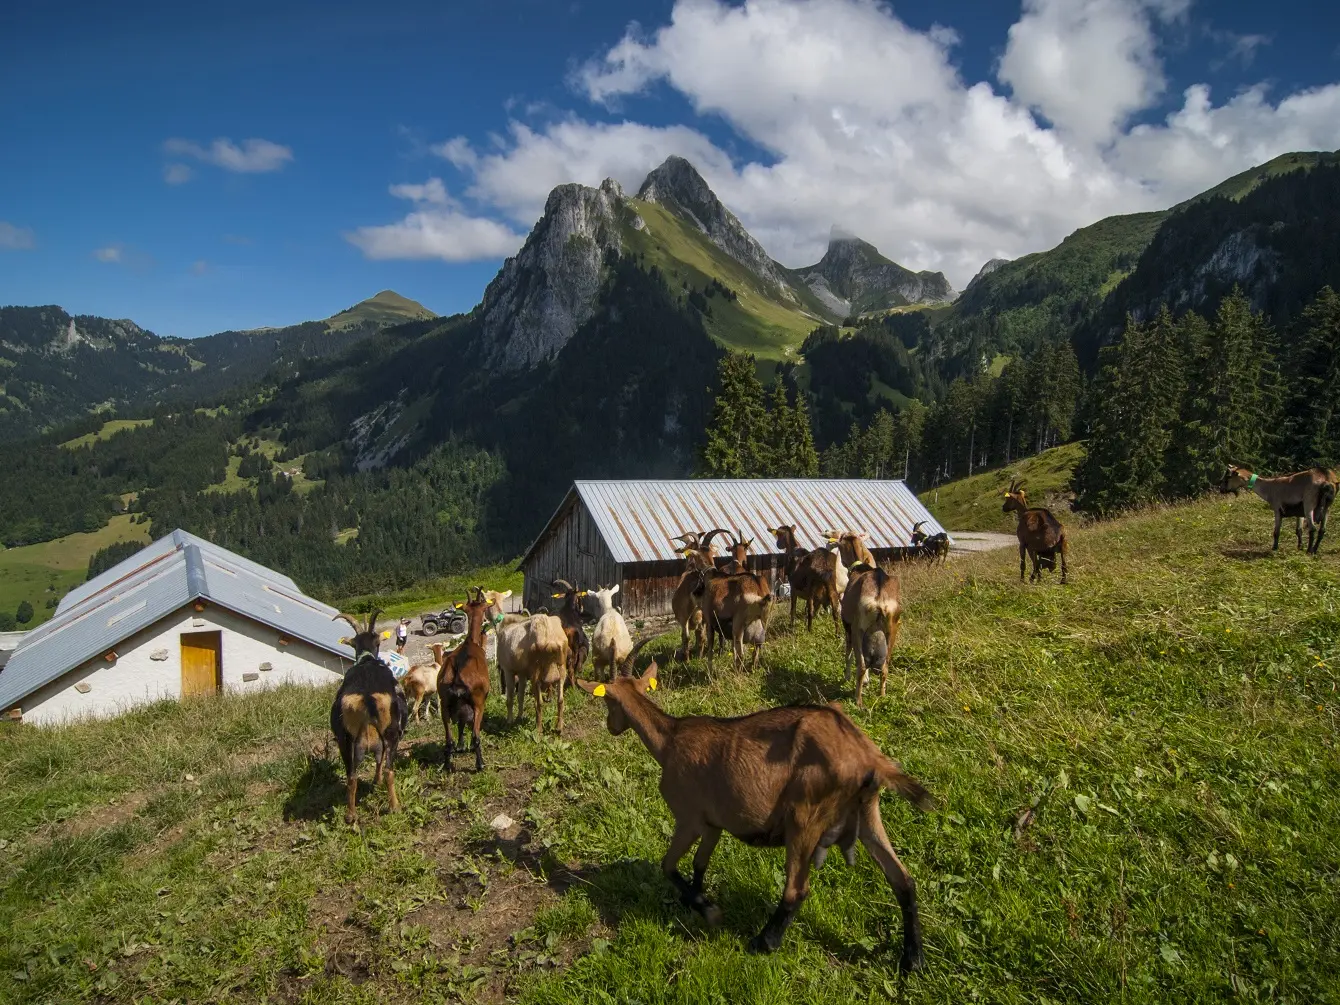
551;592;562;598
592;684;607;697
381;630;392;639
647;677;658;691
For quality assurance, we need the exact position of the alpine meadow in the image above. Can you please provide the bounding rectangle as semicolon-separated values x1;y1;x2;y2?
3;1;1340;1002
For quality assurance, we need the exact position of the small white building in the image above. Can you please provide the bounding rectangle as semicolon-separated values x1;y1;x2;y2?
0;530;355;726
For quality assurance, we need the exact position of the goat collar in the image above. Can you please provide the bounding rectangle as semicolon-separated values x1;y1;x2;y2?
1247;473;1258;487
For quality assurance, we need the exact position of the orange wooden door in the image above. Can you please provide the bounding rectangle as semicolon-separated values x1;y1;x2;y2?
180;631;222;696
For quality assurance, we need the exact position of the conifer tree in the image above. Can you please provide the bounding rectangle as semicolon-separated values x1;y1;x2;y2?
1166;291;1276;495
1073;308;1185;513
1280;286;1340;468
700;352;768;476
782;384;820;476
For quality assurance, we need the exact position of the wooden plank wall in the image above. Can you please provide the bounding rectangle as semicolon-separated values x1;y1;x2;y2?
521;500;620;614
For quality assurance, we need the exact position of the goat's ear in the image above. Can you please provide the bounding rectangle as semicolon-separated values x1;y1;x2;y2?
639;660;660;691
609;584;619;596
500;590;512;600
574;678;604;696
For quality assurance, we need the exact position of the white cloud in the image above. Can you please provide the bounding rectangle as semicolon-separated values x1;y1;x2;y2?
94;245;124;263
345;179;524;261
162;137;294;173
164;162;194;185
388;177;450;204
365;0;1340;285
0;221;35;250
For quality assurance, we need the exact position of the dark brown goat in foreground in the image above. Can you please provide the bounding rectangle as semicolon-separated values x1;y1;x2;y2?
576;651;932;969
437;589;492;772
1002;479;1068;584
1220;464;1335;555
331;608;407;826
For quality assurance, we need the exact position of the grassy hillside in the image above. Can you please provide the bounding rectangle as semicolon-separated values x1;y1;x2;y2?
2;494;1337;1003
0;515;149;626
920;442;1085;532
58;418;155;450
324;290;436;331
623;199;826;361
1182;149;1340;206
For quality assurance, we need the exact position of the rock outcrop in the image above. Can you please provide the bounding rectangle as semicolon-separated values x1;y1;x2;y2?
796;230;956;316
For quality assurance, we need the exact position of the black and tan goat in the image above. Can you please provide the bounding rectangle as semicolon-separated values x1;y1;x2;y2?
1002;479;1068;584
330;608;407;826
437;588;492;772
549;579;591;685
768;524;841;631
1220;464;1336;555
909;521;950;565
576;653;932;969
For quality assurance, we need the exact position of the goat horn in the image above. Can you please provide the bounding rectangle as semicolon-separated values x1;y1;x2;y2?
912;520;926;532
616;635;657;677
551;578;575;593
332;612;361;632
364;607;384;633
701;528;731;549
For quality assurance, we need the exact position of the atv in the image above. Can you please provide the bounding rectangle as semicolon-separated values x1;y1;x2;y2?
419;607;468;636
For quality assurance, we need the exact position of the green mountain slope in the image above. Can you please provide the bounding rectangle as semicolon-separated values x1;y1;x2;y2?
918;441;1085;532
324;289;436;330
946;150;1340;359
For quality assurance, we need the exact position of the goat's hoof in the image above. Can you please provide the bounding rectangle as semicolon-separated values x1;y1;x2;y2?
899;945;926;974
746;932;780;954
345;812;357;827
701;903;723;928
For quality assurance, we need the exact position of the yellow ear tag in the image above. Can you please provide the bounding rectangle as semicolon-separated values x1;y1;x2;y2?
551;592;563;598
381;630;392;639
593;684;607;697
647;677;658;691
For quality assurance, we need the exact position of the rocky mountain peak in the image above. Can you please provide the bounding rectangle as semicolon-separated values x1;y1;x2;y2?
637;156;796;303
797;230;956;317
477;179;637;370
965;258;1010;289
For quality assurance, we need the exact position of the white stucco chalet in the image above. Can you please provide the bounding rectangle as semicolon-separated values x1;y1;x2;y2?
0;530;355;726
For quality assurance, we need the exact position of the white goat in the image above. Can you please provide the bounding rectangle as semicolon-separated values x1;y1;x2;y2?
589;585;633;680
495;613;570;733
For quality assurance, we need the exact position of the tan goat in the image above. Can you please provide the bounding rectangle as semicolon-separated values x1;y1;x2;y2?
496;612;571;733
576;655;932;969
1221;464;1336;554
840;565;902;707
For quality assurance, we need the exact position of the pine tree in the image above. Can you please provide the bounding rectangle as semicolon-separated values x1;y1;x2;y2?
785;386;820;476
1166;292;1276;495
1073;308;1186;513
701;352;769;476
15;600;33;625
1280;286;1340;469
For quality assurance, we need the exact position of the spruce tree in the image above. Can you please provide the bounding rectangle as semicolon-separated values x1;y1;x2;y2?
1166;291;1276;495
1280;286;1340;468
785;387;820;476
1073;308;1186;513
701;352;769;476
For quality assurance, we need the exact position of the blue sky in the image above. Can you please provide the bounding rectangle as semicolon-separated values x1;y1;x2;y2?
2;0;1338;338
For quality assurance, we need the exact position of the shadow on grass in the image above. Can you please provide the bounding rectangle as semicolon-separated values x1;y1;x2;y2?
762;660;843;706
283;755;348;821
1220;545;1281;562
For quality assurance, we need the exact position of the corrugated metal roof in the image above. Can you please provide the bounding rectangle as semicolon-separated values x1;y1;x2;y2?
521;480;949;566
0;529;353;712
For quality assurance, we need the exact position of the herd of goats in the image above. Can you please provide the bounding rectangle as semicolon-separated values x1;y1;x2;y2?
322;463;1330;968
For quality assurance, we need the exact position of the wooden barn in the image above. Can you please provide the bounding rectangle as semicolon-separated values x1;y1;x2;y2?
518;479;949;618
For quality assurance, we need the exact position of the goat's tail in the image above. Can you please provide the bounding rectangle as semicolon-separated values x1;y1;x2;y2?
1317;479;1336;523
872;758;934;812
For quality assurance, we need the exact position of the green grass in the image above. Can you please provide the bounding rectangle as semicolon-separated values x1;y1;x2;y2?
623;199;825;361
334;561;525;619
59;419;154;450
920;442;1086;532
0;515;149;626
205;439;322;496
2;496;1338;1003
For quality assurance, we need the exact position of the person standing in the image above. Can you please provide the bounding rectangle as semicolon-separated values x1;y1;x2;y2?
395;617;410;654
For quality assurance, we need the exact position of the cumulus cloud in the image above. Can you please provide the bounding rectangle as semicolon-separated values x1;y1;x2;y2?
345;178;525;261
163;137;294;173
362;0;1340;284
93;245;124;263
0;221;35;250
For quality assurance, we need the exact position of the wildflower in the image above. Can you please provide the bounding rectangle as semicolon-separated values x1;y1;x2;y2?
963;705;971;713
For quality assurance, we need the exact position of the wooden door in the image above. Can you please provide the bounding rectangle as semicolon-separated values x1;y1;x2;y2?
180;631;222;697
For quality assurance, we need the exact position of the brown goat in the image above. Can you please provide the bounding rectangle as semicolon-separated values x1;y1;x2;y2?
402;643;442;722
691;565;773;674
330;608;407;825
768;525;840;631
1220;464;1335;554
670;529;730;661
437;588;492;772
717;530;752;574
1002;479;1068;584
840;565;902;706
829;530;876;569
576;655;932;968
